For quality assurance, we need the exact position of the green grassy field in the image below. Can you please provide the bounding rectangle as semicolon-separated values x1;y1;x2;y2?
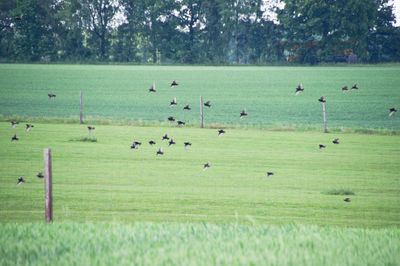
0;64;399;129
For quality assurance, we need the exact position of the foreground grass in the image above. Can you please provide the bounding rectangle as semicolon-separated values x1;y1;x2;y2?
1;122;399;227
0;222;399;265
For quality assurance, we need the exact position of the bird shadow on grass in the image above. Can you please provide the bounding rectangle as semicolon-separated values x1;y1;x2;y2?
68;136;97;143
322;188;355;196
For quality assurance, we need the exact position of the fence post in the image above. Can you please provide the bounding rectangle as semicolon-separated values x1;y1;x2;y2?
44;148;53;222
80;91;83;124
322;102;327;133
200;95;204;128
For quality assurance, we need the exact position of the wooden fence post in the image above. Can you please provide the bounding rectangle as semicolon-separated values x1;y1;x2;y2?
44;148;53;222
200;95;204;128
80;91;83;124
322;102;327;133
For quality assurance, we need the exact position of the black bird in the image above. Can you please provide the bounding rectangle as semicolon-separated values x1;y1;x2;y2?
37;172;44;178
350;83;358;91
332;138;339;144
149;140;156;146
342;86;348;93
11;121;19;128
203;162;211;171
344;198;351;202
170;80;179;88
130;143;139;149
389;107;397;117
133;141;142;146
156;147;164;155
295;83;304;95
218;129;226;137
204;101;211;108
48;94;56;100
162;134;169;141
183;104;191;111
266;172;274;178
319;144;326;151
11;134;18;141
26;124;34;132
16;177;25;186
318;96;326;103
168;116;175;122
240;108;248;118
88;126;95;136
177;120;185;126
149;82;156;93
170;97;177;106
184;142;192;150
168;138;176;147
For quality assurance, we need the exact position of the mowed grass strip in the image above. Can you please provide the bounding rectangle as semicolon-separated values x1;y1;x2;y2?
1;122;399;227
1;223;399;265
0;64;400;129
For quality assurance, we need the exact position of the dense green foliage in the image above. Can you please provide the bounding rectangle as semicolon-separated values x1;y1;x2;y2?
1;64;400;129
1;223;400;265
0;0;399;64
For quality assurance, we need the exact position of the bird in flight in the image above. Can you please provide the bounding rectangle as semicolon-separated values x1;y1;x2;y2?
26;124;34;132
162;134;169;141
11;134;18;141
342;86;348;93
184;142;192;150
218;129;226;137
183;104;191;111
170;80;179;88
295;83;304;95
240;108;248;118
48;94;56;100
332;138;339;144
203;162;211;171
16;177;25;186
37;172;44;178
177;121;185;127
319;144;326;151
344;198;351;202
168;116;175;122
11;121;19;128
350;83;358;91
149;140;156;146
318;96;326;103
266;172;274;178
389;107;397;117
204;101;211;108
149;82;156;93
170;97;177;106
156;147;164;155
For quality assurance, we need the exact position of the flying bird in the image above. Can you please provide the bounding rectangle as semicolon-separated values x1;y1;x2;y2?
168;138;176;147
48;94;56;100
170;97;177;106
319;144;326;151
37;172;44;178
11;134;18;141
162;134;169;141
168;116;175;122
344;198;351;202
184;142;191;150
218;129;226;137
16;177;25;186
350;83;358;91
156;147;164;155
203;162;211;171
183;104;191;111
342;86;348;93
318;96;326;103
177;121;185;126
170;80;179;88
332;138;339;144
240;108;248;118
266;172;274;178
389;107;397;117
149;140;156;146
204;101;211;108
149;82;156;93
11;121;19;128
26;124;34;132
295;83;304;95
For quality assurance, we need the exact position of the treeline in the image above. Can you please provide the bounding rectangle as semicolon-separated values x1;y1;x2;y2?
0;0;399;64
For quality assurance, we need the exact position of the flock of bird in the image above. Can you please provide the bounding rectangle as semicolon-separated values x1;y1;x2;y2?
9;80;398;203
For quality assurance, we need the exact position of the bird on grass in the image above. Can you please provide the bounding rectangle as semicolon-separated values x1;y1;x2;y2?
170;97;177;106
11;121;19;128
332;138;339;144
130;143;138;149
149;82;156;93
184;142;192;150
162;134;169;141
11;134;18;141
168;116;175;122
267;172;274;178
218;129;226;137
183;104;191;111
318;96;326;103
26;124;34;132
37;172;44;178
15;14;23;20
170;80;179;88
389;107;397;117
319;144;326;151
48;94;56;100
240;108;248;118
350;83;358;91
168;138;176;147
177;121;185;127
88;126;95;136
342;86;348;93
156;147;164;155
16;177;25;186
295;83;304;95
133;141;142;146
344;198;351;202
204;101;211;108
203;162;210;171
149;140;156;146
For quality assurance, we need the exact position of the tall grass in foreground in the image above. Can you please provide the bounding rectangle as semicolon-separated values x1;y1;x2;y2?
0;223;399;265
